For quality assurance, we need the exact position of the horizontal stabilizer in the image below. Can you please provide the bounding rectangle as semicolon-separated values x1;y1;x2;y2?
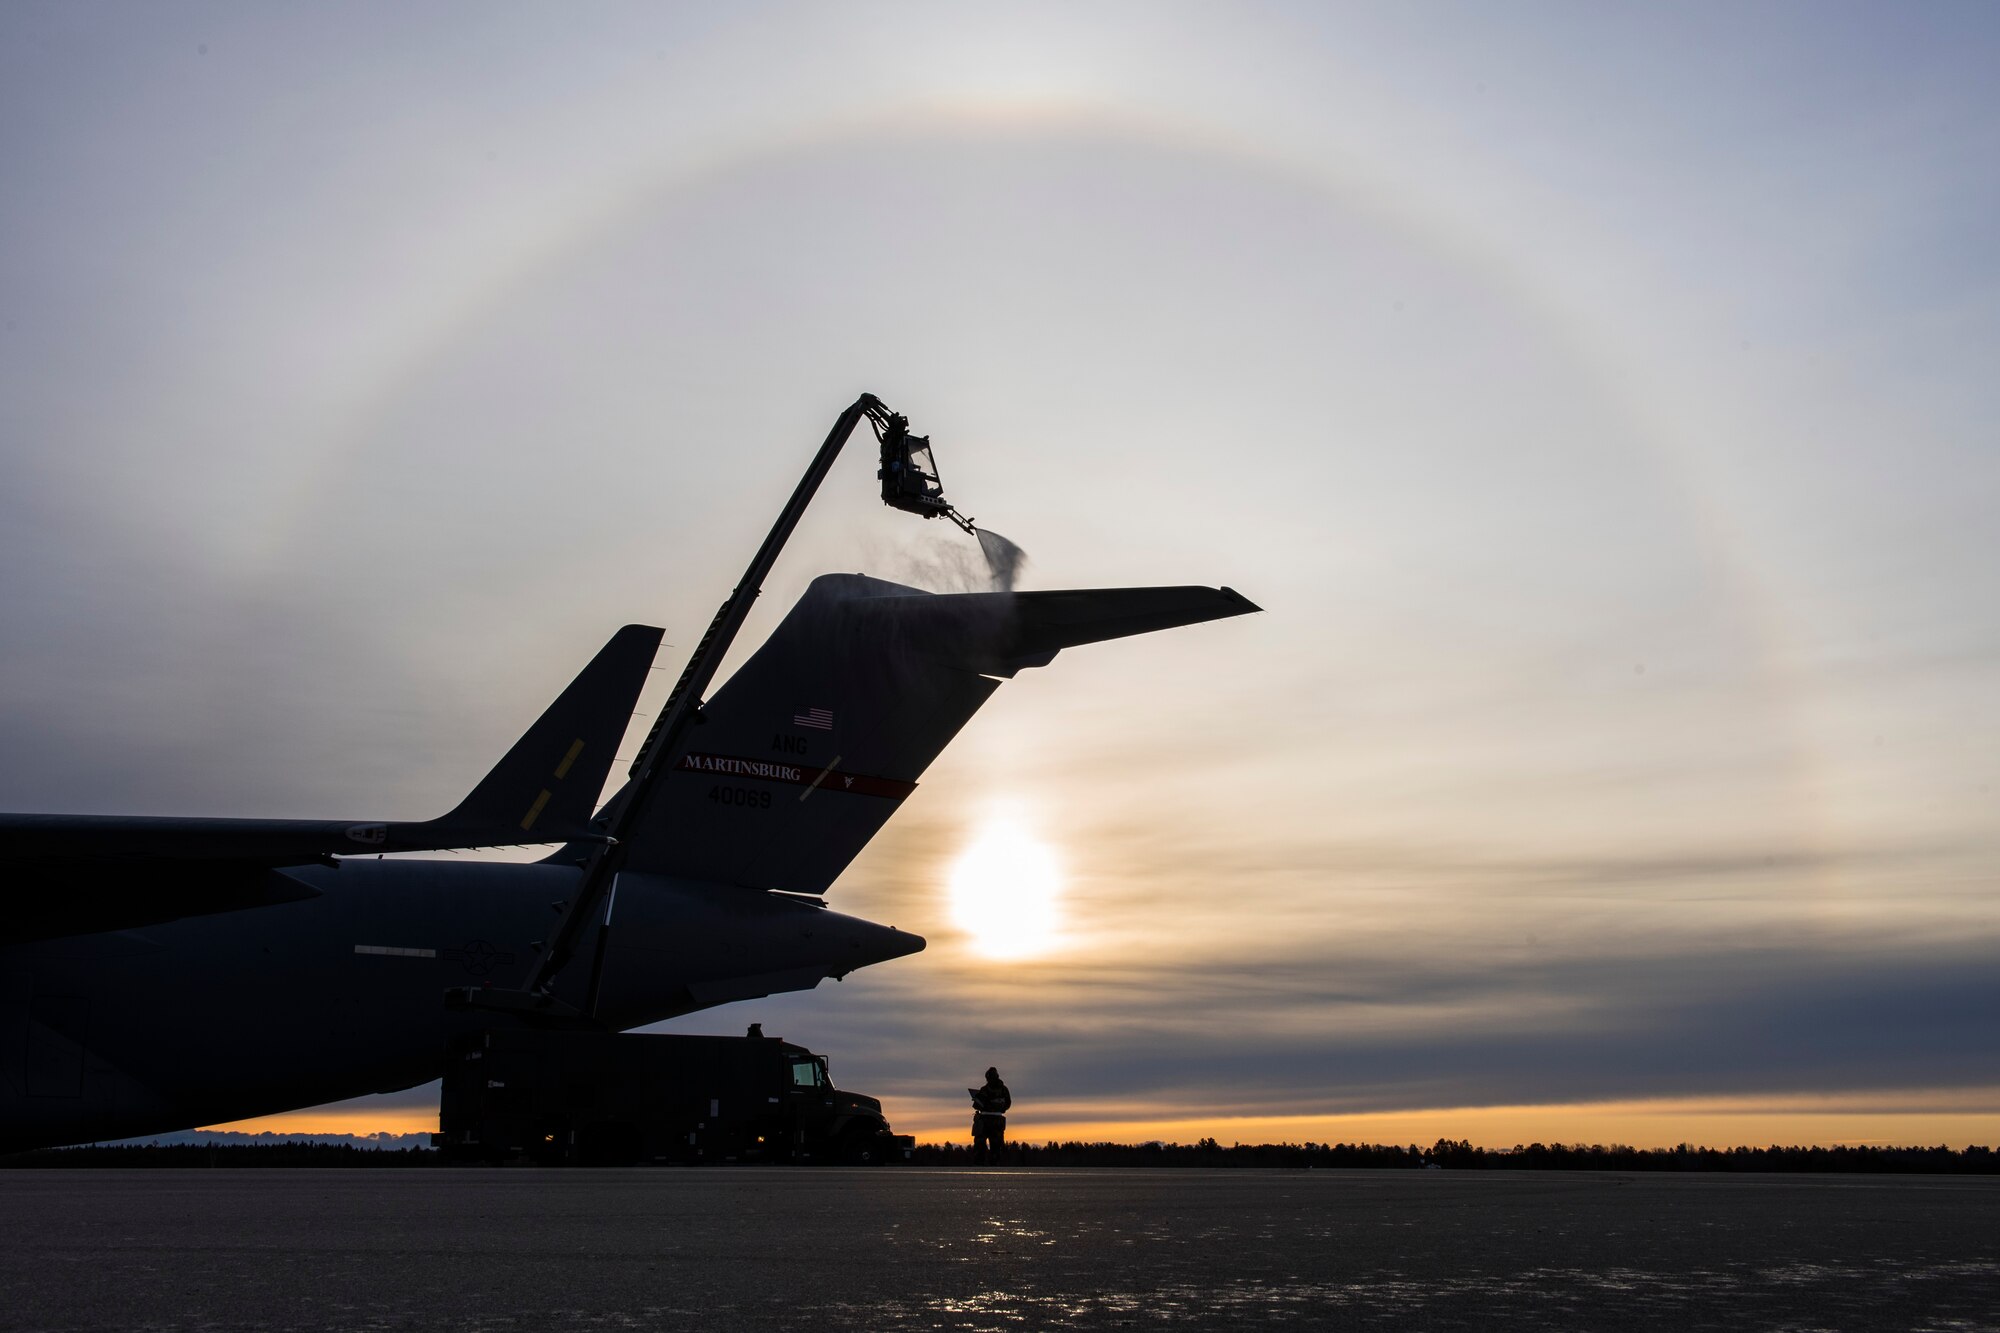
849;584;1262;677
606;574;1258;894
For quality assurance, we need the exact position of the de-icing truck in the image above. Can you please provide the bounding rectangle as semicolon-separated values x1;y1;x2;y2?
436;1029;912;1165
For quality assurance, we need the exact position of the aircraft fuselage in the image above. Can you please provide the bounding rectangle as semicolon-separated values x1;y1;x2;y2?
1;860;920;1151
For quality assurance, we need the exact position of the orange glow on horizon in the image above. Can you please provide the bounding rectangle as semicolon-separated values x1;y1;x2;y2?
889;1087;2000;1149
209;1090;2000;1152
201;1108;438;1137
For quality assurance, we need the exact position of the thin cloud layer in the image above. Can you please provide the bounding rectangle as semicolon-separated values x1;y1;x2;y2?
5;4;1999;1144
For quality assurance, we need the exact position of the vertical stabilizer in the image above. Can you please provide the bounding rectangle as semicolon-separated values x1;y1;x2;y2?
606;575;1255;894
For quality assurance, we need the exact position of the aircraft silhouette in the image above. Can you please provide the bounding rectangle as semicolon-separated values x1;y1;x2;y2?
1;574;1256;1150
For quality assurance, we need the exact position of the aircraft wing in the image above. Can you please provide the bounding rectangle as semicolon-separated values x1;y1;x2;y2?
0;624;661;943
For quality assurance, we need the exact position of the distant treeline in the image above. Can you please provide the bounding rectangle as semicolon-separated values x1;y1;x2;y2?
7;1137;1998;1172
915;1138;2000;1173
1;1143;443;1168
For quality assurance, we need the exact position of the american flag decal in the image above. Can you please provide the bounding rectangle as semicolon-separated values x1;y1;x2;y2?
794;706;834;731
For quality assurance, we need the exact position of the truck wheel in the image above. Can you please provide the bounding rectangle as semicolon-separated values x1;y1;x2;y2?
577;1121;642;1167
841;1127;888;1165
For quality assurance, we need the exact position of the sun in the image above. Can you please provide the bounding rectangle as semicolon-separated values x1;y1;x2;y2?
947;816;1063;959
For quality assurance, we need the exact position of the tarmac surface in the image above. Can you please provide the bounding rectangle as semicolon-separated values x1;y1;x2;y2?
3;1168;1998;1331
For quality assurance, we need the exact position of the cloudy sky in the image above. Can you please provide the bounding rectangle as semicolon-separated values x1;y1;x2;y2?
5;3;1998;1147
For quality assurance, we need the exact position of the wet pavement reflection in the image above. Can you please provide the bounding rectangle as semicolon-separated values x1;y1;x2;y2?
2;1168;1996;1330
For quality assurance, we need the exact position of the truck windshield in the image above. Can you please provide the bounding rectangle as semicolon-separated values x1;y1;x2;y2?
790;1059;822;1089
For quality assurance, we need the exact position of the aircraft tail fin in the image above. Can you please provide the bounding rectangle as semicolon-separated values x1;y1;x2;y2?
609;574;1256;892
430;624;662;844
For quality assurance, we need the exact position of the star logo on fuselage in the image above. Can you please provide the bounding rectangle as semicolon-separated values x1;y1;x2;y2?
440;940;516;977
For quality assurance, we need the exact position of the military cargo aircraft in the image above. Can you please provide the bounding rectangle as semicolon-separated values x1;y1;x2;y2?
1;573;1256;1150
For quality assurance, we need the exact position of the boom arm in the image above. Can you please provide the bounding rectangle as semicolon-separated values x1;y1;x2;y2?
460;393;961;1019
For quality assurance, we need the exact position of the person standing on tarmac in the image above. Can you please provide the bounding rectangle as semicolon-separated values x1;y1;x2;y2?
969;1067;1011;1164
